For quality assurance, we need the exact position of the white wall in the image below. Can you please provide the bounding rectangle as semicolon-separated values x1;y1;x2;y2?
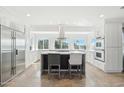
25;25;32;68
25;26;41;68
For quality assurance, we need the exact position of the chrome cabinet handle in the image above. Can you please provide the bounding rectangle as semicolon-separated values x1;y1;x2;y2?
16;49;18;55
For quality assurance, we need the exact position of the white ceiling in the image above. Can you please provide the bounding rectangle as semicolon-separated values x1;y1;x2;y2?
1;6;124;27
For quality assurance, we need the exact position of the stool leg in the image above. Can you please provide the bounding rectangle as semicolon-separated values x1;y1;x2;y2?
70;65;71;79
48;65;50;79
68;63;70;73
68;63;70;78
77;65;79;72
59;65;60;79
77;65;79;77
80;65;82;78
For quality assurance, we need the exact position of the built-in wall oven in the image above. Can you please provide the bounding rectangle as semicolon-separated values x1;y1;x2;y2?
95;38;105;62
95;50;104;62
95;39;104;50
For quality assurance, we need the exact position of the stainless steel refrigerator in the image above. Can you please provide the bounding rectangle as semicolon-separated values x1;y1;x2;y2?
0;25;25;85
123;28;124;72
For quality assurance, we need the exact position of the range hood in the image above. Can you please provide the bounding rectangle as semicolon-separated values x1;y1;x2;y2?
57;24;66;39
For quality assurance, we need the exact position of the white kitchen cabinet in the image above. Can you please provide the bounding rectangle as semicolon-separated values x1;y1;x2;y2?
87;50;105;71
103;21;123;72
105;48;118;71
95;29;104;38
0;17;1;24
94;59;105;71
105;48;122;72
86;50;95;64
118;48;123;71
105;23;122;48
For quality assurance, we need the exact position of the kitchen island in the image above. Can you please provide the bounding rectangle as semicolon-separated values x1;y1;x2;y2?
40;51;86;75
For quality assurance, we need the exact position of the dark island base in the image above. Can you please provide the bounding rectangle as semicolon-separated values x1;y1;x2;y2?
41;54;85;75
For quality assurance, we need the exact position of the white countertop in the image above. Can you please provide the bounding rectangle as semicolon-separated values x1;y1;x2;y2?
41;51;86;54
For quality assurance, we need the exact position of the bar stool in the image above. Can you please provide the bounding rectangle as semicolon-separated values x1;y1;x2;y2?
69;53;82;78
48;54;60;79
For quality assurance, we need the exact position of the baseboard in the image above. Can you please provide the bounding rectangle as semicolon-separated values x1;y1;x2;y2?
34;59;40;63
104;69;123;73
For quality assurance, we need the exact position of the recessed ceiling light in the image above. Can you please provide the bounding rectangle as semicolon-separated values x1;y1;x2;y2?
26;13;31;17
99;14;104;18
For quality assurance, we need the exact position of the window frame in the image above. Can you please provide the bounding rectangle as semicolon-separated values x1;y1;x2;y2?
73;39;86;50
55;39;69;49
38;39;49;50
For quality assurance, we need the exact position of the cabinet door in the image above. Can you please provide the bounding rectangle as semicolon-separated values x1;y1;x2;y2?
15;31;25;74
105;48;122;72
1;25;12;84
105;23;122;48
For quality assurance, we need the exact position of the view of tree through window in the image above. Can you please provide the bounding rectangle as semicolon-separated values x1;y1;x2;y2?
38;38;86;50
44;40;49;49
74;43;79;49
55;39;69;49
38;39;49;49
38;40;43;49
55;40;61;49
74;39;86;50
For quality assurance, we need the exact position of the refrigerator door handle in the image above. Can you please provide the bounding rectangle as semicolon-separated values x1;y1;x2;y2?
16;49;18;55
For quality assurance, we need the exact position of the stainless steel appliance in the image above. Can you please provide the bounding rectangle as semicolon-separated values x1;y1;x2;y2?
95;50;105;62
0;25;25;85
95;38;104;50
15;31;25;74
122;28;124;72
0;25;12;84
95;38;105;62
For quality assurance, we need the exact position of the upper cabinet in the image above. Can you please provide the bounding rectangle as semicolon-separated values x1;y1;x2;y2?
95;21;105;39
104;22;122;48
95;30;104;39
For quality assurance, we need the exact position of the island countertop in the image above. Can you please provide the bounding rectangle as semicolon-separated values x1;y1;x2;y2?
41;50;86;54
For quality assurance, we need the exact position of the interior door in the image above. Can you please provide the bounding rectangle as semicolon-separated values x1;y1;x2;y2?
15;31;25;74
1;25;12;84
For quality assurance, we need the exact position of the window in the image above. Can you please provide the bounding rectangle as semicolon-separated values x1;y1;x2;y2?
91;38;96;45
80;45;86;50
74;39;86;50
44;40;49;49
38;40;43;49
55;39;69;49
38;39;49;49
74;43;79;49
62;41;68;49
55;40;61;49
